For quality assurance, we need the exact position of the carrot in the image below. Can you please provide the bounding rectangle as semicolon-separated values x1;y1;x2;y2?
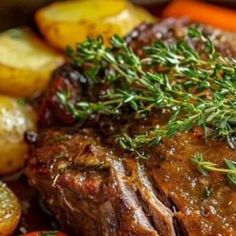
163;0;236;32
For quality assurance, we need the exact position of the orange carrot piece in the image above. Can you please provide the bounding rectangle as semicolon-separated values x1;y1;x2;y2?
163;0;236;32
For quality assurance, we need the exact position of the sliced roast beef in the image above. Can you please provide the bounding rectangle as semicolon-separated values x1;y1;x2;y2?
26;129;175;236
26;18;236;236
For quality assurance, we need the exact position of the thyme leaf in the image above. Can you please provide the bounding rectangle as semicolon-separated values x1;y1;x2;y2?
192;153;236;185
64;26;236;154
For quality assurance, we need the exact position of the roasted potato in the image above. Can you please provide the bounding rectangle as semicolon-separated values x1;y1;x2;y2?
0;181;21;236
0;95;37;175
0;28;64;98
35;0;155;50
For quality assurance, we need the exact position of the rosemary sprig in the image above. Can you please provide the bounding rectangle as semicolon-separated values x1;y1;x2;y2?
191;153;236;185
61;26;236;153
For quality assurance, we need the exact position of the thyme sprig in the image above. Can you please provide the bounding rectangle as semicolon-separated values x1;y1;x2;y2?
61;26;236;153
192;153;236;185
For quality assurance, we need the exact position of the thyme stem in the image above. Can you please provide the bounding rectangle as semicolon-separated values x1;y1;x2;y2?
192;153;236;185
62;26;236;153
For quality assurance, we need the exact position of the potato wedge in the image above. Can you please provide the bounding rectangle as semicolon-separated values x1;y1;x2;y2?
0;95;37;175
0;28;64;98
0;181;21;236
35;0;155;50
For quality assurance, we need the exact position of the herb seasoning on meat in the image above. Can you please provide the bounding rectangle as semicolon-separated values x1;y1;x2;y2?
61;26;236;168
27;19;236;236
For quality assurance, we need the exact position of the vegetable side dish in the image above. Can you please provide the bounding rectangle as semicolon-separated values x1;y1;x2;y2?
0;28;64;98
36;0;155;50
0;0;236;236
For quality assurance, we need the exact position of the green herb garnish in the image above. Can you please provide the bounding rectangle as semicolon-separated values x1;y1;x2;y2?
192;153;236;185
203;185;213;198
60;26;236;155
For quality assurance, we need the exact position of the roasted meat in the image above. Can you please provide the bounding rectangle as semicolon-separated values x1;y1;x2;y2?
26;18;236;236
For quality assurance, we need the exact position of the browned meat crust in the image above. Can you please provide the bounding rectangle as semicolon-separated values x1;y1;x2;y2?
27;129;176;236
26;18;236;236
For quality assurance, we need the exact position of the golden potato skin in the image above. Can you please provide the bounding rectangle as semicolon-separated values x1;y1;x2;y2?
0;28;64;98
0;181;21;236
35;0;156;50
0;95;37;175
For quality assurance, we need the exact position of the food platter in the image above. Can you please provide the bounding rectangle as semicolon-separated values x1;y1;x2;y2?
0;1;236;235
